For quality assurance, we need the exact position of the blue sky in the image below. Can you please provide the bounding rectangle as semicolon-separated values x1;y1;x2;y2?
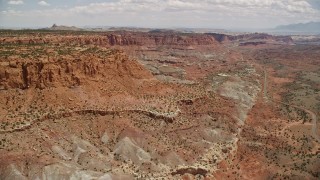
1;0;320;29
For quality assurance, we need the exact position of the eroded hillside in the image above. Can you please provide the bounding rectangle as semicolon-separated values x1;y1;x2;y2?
0;30;319;179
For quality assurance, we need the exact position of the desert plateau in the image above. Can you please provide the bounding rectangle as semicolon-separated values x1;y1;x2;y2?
1;0;320;179
0;29;319;179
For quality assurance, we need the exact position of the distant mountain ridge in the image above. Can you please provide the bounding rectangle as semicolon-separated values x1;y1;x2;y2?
275;21;320;33
43;24;83;31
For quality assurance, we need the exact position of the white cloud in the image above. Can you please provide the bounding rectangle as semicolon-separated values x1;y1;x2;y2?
38;1;50;6
65;0;318;15
1;9;22;15
1;0;320;28
8;0;24;5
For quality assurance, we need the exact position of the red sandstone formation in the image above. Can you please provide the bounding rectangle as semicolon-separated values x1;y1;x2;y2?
0;30;319;179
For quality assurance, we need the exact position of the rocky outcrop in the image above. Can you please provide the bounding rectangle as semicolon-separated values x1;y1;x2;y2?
208;33;231;43
0;31;294;47
171;167;208;176
240;41;267;46
114;137;151;165
0;164;27;180
207;33;293;44
217;76;260;124
0;32;219;47
0;49;152;90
